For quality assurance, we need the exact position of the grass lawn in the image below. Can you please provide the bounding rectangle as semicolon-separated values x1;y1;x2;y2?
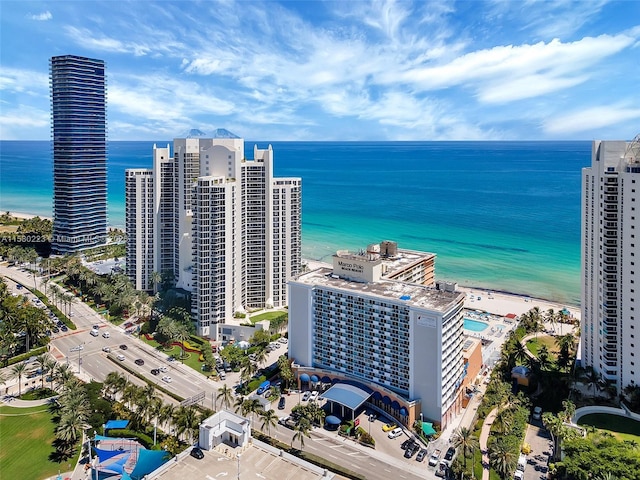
139;335;208;376
0;405;78;479
249;310;286;324
578;413;640;443
526;335;559;359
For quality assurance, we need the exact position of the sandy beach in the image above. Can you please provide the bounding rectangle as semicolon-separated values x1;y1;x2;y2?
4;211;52;221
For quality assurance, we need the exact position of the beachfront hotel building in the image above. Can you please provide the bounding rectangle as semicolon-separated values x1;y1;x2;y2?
126;129;301;339
50;55;107;253
288;243;465;429
581;135;640;392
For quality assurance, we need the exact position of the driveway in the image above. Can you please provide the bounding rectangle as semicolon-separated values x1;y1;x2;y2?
523;420;553;480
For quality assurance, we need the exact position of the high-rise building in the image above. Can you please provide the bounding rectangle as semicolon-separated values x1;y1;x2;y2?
125;169;154;291
50;55;107;253
288;244;465;429
581;135;640;392
126;129;301;339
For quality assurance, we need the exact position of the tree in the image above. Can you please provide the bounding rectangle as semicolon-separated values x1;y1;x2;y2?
34;353;49;390
11;362;28;397
582;367;601;397
150;271;163;293
217;384;234;411
489;439;517;480
259;409;279;436
452;427;479;469
292;417;311;450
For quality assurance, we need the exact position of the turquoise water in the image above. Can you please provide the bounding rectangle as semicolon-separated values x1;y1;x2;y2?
463;319;489;332
0;140;589;304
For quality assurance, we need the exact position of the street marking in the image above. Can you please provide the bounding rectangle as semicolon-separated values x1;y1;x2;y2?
328;454;338;459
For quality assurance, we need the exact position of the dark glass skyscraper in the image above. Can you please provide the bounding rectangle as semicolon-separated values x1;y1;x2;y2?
50;55;107;253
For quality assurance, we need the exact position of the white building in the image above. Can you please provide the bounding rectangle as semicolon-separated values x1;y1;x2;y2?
125;169;154;291
288;243;465;429
126;129;301;339
581;135;640;391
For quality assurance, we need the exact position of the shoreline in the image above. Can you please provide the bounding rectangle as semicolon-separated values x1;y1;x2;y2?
3;213;581;318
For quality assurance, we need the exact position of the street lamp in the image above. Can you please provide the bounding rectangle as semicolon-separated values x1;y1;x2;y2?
236;453;241;480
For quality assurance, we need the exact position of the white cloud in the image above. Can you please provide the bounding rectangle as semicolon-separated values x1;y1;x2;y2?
0;67;48;95
0;105;49;139
544;105;640;135
28;11;52;21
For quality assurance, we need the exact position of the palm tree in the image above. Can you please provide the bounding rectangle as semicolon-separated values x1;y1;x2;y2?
239;357;258;385
11;362;29;397
175;406;200;443
54;363;74;391
253;347;268;366
158;403;176;435
233;395;246;415
492;410;513;435
45;358;58;391
489;440;517;479
452;426;479;469
292;417;311;451
103;371;127;400
259;409;279;436
150;271;163;293
582;366;601;397
56;411;90;444
34;353;49;390
217;384;234;411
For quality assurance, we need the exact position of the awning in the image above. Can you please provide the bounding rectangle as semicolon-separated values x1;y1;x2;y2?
310;375;319;383
382;396;391;405
391;400;400;410
372;391;382;401
422;422;437;436
104;419;129;430
299;373;310;382
325;415;341;425
399;407;408;416
321;383;372;412
321;376;331;383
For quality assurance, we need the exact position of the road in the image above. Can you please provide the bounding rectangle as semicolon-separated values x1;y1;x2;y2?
1;263;436;479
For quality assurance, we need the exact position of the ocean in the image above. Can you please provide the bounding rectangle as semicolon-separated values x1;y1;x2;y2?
0;140;590;304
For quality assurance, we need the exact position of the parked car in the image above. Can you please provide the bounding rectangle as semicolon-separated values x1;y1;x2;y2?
416;448;428;462
444;447;456;463
117;354;125;361
102;346;111;353
388;427;403;439
382;422;398;432
532;406;542;420
134;359;144;366
119;344;128;350
190;447;204;459
309;391;319;402
401;439;415;450
278;396;286;410
102;331;110;338
404;443;419;458
279;337;288;344
302;391;311;401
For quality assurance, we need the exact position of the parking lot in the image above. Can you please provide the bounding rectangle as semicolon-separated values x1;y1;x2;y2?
523;418;552;480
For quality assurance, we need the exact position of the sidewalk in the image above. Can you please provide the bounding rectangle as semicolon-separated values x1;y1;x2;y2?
0;395;55;408
479;406;499;480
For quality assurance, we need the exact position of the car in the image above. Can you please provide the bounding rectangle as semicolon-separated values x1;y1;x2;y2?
162;376;172;383
90;329;99;337
279;337;288;344
120;344;128;350
60;325;68;332
444;447;456;462
533;406;542;420
388;427;403;439
404;443;419;458
416;448;428;462
190;447;204;459
102;346;111;353
278;396;286;410
69;344;84;352
382;422;398;432
401;439;415;450
301;391;311;401
102;331;110;338
151;369;160;375
248;353;257;361
16;284;23;289
309;391;319;402
159;366;168;372
92;325;100;330
134;359;144;366
435;461;448;478
117;354;125;361
52;326;59;333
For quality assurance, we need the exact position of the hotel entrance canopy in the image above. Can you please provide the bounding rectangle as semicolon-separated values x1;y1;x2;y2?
322;383;372;419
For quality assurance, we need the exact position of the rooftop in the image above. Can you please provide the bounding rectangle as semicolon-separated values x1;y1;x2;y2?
295;266;463;312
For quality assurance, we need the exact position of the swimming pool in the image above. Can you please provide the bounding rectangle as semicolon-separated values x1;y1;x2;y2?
464;318;489;332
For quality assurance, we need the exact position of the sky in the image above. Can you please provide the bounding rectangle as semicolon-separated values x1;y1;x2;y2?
1;0;639;141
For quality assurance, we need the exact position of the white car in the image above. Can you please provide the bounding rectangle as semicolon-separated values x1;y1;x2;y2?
162;376;172;383
102;331;110;338
159;366;168;373
102;346;111;353
302;391;311;401
116;354;125;361
309;391;319;402
388;427;403;439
